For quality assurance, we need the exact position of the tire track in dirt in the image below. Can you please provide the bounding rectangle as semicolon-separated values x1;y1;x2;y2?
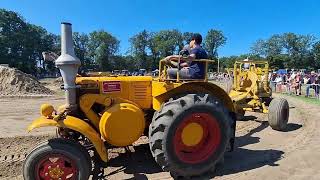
0;135;54;179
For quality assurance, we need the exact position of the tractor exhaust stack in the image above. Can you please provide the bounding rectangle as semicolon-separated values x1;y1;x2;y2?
55;22;81;111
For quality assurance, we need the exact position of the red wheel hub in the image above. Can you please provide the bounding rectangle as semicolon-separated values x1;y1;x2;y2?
35;153;78;180
173;113;221;164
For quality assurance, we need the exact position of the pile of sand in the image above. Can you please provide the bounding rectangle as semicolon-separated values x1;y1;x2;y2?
0;66;54;96
53;77;63;84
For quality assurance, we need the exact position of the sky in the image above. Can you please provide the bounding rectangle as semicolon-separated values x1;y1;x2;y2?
0;0;319;56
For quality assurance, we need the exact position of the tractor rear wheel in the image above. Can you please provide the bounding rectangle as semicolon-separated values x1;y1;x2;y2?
23;138;91;180
149;94;232;179
268;97;289;131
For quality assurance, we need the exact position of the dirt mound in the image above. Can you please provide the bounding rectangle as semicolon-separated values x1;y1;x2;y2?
0;66;54;95
54;77;63;83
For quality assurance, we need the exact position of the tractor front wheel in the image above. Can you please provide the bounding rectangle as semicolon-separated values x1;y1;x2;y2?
23;138;91;180
149;94;232;179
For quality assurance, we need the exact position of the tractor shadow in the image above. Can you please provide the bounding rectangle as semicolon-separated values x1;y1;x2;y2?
99;143;162;179
212;119;284;179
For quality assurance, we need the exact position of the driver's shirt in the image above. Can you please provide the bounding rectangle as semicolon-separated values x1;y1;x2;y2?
189;46;208;78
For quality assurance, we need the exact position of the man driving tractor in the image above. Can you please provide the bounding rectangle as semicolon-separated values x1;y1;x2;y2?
165;33;208;79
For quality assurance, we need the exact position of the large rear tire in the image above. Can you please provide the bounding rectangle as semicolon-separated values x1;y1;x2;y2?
268;97;289;131
149;94;232;179
23;138;91;180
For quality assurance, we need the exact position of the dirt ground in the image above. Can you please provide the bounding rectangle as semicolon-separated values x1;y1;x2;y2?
0;96;64;137
0;82;320;179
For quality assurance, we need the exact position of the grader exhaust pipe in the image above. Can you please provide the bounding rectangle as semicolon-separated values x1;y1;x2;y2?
55;22;81;111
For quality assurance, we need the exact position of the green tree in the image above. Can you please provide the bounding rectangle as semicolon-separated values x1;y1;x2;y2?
312;41;320;69
251;39;267;56
219;56;238;68
110;55;128;70
148;32;160;70
204;29;227;59
0;9;29;68
88;30;119;71
0;9;58;75
265;35;283;56
152;30;183;57
27;24;58;73
73;32;92;70
282;33;315;68
220;54;265;69
129;30;150;69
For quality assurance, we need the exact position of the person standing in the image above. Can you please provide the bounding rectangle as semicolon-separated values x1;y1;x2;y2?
306;71;317;97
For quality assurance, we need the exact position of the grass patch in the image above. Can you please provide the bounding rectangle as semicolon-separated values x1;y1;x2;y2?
278;93;320;106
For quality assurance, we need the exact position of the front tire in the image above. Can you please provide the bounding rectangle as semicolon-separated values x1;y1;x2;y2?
23;138;91;180
149;94;232;179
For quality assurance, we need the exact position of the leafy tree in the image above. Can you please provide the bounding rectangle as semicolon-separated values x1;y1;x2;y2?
123;55;138;71
282;33;315;68
88;30;119;71
73;32;92;70
129;30;150;69
251;33;317;69
219;56;238;69
27;24;58;73
204;29;226;59
0;9;29;67
152;30;183;57
0;9;58;75
219;54;265;69
110;55;127;70
313;41;320;69
251;39;267;56
265;35;283;56
148;32;160;70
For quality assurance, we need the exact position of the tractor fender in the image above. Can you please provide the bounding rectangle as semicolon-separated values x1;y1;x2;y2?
27;115;108;162
153;82;235;112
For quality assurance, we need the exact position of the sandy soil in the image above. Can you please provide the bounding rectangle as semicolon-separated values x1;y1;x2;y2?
0;93;319;180
0;96;64;137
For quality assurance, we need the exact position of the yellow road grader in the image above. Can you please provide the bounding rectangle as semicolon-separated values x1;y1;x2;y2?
229;60;289;130
23;23;288;180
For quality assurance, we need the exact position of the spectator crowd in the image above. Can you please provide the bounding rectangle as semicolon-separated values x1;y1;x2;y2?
210;69;320;100
269;71;320;98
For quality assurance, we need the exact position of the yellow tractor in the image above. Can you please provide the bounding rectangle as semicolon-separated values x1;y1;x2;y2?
229;60;289;130
23;23;236;179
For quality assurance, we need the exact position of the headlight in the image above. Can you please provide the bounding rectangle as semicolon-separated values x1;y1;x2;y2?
40;104;54;117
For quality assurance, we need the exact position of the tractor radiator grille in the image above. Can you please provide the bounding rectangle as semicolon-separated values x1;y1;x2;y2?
133;85;148;100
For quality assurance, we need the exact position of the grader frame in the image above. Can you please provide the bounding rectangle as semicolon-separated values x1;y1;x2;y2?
229;60;272;114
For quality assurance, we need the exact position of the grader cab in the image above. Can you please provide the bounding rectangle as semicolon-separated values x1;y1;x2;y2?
229;60;289;131
23;23;236;179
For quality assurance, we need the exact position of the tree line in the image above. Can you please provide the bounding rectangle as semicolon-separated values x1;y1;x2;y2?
1;8;320;76
220;33;320;71
0;9;226;75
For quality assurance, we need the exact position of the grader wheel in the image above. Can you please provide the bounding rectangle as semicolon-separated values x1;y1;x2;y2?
149;94;232;179
268;98;289;131
23;138;91;180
